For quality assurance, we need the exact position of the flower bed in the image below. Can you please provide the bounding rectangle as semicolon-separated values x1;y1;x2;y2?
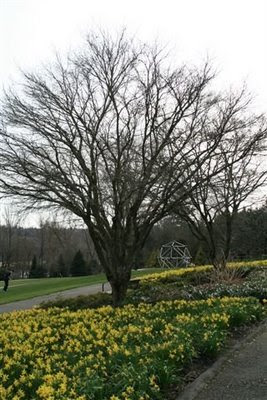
127;267;267;304
0;297;265;399
139;265;212;285
140;260;267;285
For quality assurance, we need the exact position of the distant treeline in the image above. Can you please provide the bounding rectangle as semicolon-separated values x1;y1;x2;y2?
143;203;267;268
0;220;100;278
0;203;266;278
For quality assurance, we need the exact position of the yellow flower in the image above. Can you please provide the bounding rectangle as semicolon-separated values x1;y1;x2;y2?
126;386;134;394
36;384;54;399
0;386;7;397
59;382;67;394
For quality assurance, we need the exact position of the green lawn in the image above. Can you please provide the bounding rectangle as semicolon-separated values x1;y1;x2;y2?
0;268;161;305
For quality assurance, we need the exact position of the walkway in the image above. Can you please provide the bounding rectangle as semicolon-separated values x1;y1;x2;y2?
0;282;111;313
178;320;267;400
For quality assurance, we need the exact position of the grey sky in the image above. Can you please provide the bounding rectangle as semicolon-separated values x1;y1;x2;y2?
0;0;267;112
0;0;266;225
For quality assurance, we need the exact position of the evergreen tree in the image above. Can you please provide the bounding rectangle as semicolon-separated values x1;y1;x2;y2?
70;250;87;276
29;254;47;278
87;258;100;275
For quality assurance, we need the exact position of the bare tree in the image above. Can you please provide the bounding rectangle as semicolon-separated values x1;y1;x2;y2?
16;233;36;277
0;31;266;304
175;113;267;267
38;218;94;275
0;206;23;270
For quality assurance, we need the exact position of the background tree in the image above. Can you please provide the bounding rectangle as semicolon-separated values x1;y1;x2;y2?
0;207;23;271
231;202;267;259
87;258;100;274
142;215;199;267
30;253;47;278
193;244;207;265
49;253;68;277
70;250;87;276
0;216;99;278
0;31;266;304
175;117;266;267
57;253;68;276
29;255;37;278
38;218;47;274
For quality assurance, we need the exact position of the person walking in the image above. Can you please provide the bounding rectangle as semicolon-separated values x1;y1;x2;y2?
3;270;12;292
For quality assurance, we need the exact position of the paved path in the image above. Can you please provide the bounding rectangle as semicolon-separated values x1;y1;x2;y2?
178;320;267;400
0;282;111;314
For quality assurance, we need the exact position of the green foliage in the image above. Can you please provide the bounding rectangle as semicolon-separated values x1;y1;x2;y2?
127;265;267;304
194;245;207;265
139;260;267;286
0;297;265;399
140;265;213;286
29;255;47;278
49;254;69;277
87;258;101;274
70;249;87;276
177;279;267;301
40;292;112;311
3;255;266;399
145;250;161;269
231;204;267;259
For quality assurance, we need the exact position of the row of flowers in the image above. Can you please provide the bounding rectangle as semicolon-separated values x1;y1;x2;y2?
0;297;265;399
139;260;267;284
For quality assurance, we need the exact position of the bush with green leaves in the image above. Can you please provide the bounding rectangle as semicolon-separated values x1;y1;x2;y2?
127;266;267;305
40;292;112;311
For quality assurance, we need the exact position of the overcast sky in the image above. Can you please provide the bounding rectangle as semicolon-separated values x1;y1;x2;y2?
0;0;266;224
1;0;267;112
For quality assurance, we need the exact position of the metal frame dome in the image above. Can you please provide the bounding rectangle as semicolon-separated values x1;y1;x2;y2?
159;240;191;268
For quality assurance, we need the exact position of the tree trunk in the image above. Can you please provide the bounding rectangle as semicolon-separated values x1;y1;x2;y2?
224;212;235;261
208;243;227;270
213;252;227;270
109;277;130;307
86;217;138;307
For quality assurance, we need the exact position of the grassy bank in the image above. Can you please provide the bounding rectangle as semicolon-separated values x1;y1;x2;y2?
0;268;161;305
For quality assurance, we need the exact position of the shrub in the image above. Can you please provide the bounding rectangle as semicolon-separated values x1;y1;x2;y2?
40;292;112;311
127;266;267;304
179;280;267;302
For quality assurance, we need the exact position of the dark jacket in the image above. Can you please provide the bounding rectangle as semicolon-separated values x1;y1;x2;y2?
3;271;11;281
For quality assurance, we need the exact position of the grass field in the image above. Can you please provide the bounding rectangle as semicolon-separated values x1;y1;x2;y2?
0;268;161;305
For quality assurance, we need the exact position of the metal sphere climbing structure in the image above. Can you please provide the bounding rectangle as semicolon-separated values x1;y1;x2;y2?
159;241;191;268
